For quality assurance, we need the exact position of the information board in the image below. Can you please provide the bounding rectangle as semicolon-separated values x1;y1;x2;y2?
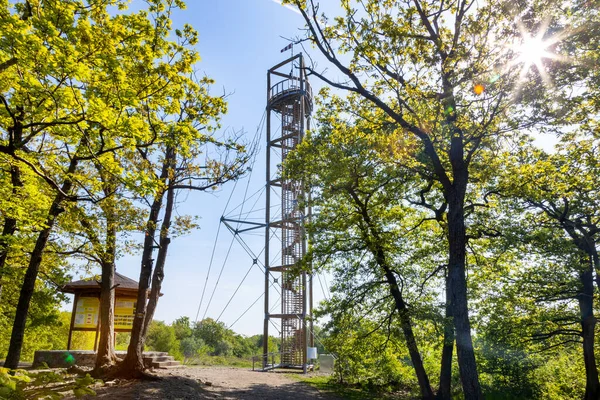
114;297;136;330
73;297;99;329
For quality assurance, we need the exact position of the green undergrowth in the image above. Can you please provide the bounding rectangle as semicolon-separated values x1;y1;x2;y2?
0;368;101;399
296;374;411;400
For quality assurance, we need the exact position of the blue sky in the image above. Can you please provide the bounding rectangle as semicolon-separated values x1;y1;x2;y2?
65;0;332;337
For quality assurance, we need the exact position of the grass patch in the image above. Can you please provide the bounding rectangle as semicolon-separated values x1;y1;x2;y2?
183;355;253;368
296;375;410;399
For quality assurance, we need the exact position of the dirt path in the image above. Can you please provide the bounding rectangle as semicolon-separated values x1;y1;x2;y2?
84;366;337;399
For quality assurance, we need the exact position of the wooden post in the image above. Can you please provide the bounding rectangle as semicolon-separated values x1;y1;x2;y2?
94;295;100;352
113;295;117;348
94;326;100;351
67;294;79;350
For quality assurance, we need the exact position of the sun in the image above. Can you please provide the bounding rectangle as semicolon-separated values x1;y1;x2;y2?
511;22;566;85
516;34;553;71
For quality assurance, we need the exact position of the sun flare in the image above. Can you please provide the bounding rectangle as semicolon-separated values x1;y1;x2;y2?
511;23;566;86
517;36;551;68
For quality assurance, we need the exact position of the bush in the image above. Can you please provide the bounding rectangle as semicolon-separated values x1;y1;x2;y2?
180;337;205;359
534;349;585;400
145;321;182;360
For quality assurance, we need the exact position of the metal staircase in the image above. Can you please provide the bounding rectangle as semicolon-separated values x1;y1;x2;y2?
262;53;313;371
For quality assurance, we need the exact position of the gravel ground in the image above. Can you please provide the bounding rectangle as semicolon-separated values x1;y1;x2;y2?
78;366;337;399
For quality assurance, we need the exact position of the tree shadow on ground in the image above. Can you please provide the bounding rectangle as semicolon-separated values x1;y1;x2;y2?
73;375;339;399
210;381;335;399
76;376;216;399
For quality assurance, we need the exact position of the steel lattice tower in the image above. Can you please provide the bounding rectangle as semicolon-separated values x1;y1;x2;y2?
263;54;313;371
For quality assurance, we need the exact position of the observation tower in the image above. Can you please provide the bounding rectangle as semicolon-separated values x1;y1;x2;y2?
263;53;314;371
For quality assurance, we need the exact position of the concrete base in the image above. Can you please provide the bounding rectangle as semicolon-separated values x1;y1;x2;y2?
32;350;170;369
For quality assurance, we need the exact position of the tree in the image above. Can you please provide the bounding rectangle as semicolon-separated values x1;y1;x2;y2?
172;316;193;342
0;154;51;304
193;318;230;354
179;336;204;360
68;158;146;371
145;321;181;359
0;0;213;369
117;72;251;377
281;0;568;397
498;136;600;399
287;112;439;398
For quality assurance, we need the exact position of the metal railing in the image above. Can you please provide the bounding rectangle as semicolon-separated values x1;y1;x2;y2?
251;351;293;371
268;78;313;111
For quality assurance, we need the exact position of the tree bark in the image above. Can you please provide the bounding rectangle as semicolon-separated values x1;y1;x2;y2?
95;260;116;370
437;272;454;400
544;205;600;398
94;167;119;371
592;250;600;303
446;183;482;400
0;165;21;302
381;261;434;400
439;75;482;398
0;118;25;302
94;218;117;371
117;196;162;377
0;216;17;302
3;159;77;370
142;172;175;338
580;256;599;400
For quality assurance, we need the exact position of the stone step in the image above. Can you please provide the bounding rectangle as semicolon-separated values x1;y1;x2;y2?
152;360;181;369
158;364;183;370
143;354;177;369
115;351;169;357
143;356;174;362
142;351;169;357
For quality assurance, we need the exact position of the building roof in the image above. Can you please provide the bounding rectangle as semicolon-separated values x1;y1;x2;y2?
61;272;140;294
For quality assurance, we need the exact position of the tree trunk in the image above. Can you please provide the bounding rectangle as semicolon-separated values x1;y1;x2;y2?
117;197;162;377
446;184;482;400
118;149;172;377
3;160;77;370
437;272;454;400
142;174;175;338
353;191;434;399
95;260;116;370
382;263;434;400
580;256;599;400
0;135;24;302
0;216;17;302
0;193;18;302
94;168;119;371
440;88;482;398
592;250;600;303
